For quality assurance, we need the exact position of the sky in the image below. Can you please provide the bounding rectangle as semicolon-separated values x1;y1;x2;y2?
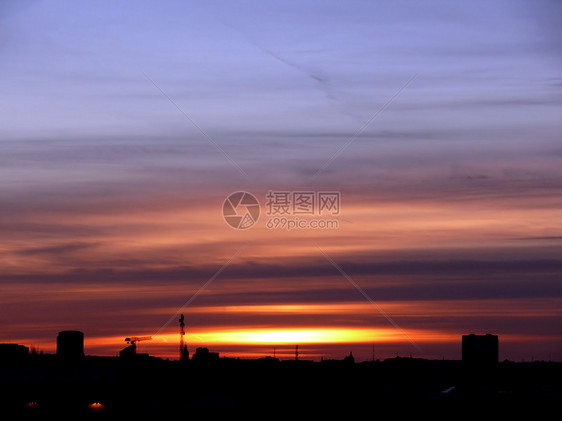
0;0;561;361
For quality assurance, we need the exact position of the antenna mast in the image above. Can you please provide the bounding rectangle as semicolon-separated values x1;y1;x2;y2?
179;313;186;360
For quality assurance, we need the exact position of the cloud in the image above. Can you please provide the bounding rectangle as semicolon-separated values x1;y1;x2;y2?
2;250;561;299
14;242;100;257
513;236;562;241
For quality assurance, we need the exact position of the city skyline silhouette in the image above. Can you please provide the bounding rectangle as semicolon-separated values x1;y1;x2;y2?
1;1;560;415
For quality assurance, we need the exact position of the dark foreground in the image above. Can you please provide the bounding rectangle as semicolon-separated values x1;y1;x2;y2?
1;354;560;418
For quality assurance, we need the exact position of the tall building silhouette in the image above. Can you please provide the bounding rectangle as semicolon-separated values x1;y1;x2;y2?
462;334;498;365
57;330;84;359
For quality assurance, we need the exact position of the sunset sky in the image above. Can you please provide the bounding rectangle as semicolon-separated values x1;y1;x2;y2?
1;0;561;361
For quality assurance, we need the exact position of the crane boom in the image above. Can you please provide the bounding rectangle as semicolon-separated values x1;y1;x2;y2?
125;336;152;344
119;336;152;358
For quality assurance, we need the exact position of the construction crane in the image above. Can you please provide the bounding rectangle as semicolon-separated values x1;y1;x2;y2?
179;314;188;361
123;336;152;355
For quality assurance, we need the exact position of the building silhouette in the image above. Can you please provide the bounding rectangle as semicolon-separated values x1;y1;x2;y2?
56;330;84;359
344;351;355;363
119;344;136;358
180;344;189;362
462;333;498;365
0;344;29;360
191;347;219;362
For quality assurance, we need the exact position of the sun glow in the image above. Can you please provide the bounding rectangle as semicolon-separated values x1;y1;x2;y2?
205;328;381;344
144;327;452;346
